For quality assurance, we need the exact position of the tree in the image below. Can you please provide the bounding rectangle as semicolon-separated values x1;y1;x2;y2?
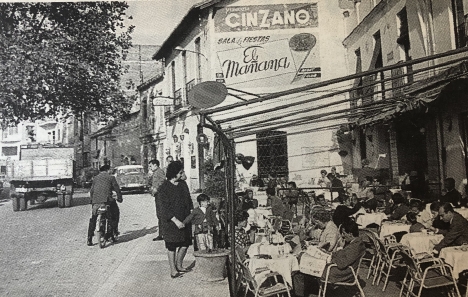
0;2;135;125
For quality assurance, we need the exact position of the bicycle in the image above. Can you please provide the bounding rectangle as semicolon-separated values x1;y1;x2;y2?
95;204;114;248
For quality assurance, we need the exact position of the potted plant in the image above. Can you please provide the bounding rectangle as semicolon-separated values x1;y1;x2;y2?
192;157;230;282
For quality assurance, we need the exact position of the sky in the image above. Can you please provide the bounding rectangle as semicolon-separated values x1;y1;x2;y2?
126;0;202;46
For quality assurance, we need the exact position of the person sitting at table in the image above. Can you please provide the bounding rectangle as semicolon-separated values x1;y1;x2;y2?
315;193;330;208
406;212;425;233
249;174;265;188
309;208;332;242
317;169;331;188
285;181;300;215
323;219;366;283
231;210;253;253
433;203;468;254
439;177;462;208
317;206;355;253
460;184;468;208
240;189;256;211
413;201;434;228
327;173;346;204
426;201;451;232
266;187;293;221
362;189;378;213
387;193;410;221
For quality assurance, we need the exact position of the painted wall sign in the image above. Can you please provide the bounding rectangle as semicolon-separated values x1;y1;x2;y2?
214;2;321;89
217;39;297;85
215;3;318;32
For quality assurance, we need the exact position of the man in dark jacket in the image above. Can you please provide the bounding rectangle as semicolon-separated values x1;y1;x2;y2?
440;177;462;207
433;202;468;253
149;159;166;241
87;165;123;246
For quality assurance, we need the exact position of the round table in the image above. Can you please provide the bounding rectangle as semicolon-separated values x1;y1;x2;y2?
356;212;387;229
440;246;468;280
379;221;411;240
456;208;468;220
248;254;299;286
247;242;292;258
400;232;444;257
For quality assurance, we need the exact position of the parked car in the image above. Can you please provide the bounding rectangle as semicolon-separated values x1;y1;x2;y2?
112;165;148;193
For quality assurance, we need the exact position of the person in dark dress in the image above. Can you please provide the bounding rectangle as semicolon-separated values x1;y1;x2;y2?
158;161;192;278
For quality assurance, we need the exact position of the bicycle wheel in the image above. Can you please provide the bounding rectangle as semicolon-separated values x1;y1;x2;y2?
97;216;106;249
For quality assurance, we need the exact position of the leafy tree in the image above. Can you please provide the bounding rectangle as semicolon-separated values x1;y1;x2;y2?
0;2;135;125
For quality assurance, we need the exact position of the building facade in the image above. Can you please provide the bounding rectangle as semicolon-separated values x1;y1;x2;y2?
152;0;353;191
343;0;468;195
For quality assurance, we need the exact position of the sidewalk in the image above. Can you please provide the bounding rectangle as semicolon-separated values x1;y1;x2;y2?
91;193;230;297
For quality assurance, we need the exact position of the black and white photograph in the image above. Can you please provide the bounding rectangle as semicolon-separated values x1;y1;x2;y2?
1;0;468;296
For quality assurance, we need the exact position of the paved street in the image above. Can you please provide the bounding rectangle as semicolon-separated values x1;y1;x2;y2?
0;190;229;297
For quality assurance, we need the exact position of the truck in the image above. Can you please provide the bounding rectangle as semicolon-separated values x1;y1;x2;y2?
7;144;75;211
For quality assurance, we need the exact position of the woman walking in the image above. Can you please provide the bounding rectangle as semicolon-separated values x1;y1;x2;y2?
158;161;193;278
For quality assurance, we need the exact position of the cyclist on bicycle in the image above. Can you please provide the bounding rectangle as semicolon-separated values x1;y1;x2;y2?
87;164;123;246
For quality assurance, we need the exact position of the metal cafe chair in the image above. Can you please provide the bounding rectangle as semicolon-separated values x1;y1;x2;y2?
234;247;292;297
398;246;461;297
318;254;366;297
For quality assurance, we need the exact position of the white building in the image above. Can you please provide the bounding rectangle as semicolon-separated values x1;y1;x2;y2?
152;0;354;191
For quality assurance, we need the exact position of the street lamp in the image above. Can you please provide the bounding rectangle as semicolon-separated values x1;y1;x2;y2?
174;46;208;61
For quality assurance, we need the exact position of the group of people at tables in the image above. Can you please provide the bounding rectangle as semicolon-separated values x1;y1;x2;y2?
232;174;468;293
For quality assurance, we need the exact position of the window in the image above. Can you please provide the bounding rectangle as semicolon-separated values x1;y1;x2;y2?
359;129;367;161
452;0;467;48
397;7;413;83
182;50;187;105
0;166;6;174
2;126;18;139
350;48;363;112
2;146;18;156
256;131;289;179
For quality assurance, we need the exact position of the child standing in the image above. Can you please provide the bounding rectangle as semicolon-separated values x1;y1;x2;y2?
183;194;218;251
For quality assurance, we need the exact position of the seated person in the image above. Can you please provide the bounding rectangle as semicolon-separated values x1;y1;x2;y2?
460;184;468;208
315;194;330;208
308;209;332;242
318;219;340;252
406;212;425;233
266;187;293;220
285;181;300;214
249;174;265;188
327;173;346;203
439;177;462;208
363;189;378;213
323;219;366;283
433;203;468;254
414;201;435;228
387;193;409;221
240;189;256;211
231;210;253;253
317;169;331;188
428;201;450;232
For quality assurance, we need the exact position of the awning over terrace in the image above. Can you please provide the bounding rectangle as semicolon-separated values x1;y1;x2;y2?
356;60;468;126
199;47;468;142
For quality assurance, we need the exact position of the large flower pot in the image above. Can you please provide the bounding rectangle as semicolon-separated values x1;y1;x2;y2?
193;249;230;282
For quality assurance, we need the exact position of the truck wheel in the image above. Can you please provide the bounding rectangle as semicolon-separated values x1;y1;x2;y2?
19;196;27;211
64;194;72;208
29;199;36;205
57;194;64;208
12;197;20;212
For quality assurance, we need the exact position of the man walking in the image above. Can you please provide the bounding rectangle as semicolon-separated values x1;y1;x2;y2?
150;159;166;241
87;164;123;246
